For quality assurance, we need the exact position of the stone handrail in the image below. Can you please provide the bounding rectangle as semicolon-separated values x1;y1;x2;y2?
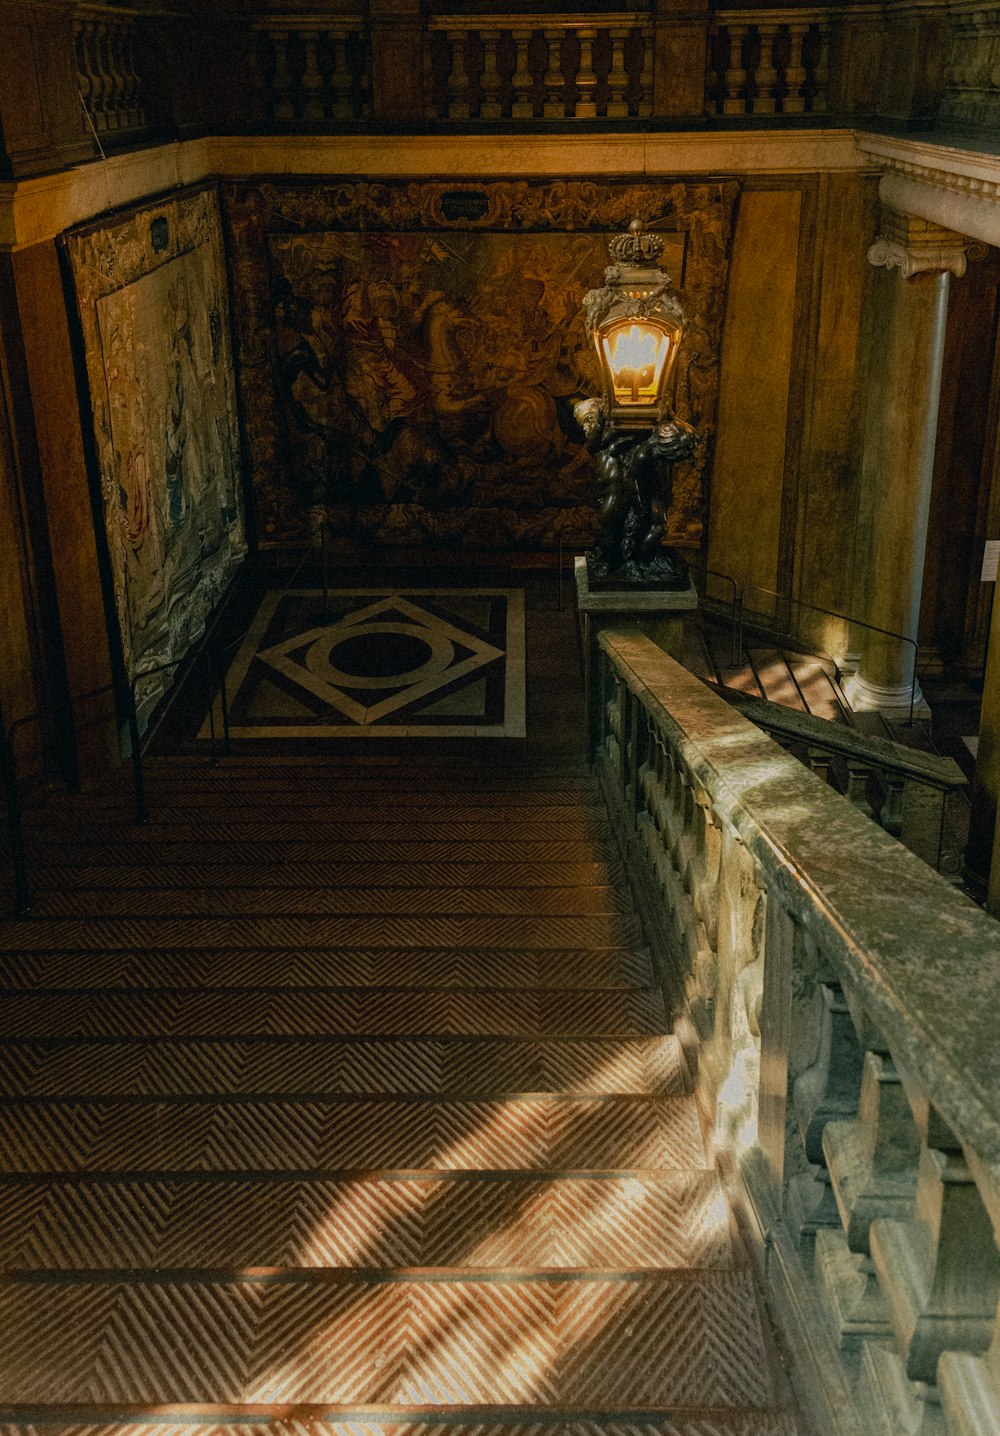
594;628;1000;1436
729;689;966;870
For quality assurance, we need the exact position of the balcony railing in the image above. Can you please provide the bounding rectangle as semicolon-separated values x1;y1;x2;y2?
706;12;828;116
426;15;653;121
74;13;148;139
249;20;371;123
594;628;1000;1436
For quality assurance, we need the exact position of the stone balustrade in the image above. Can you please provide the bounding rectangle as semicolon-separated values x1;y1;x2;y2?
426;15;652;121
249;20;371;123
594;628;1000;1436
706;11;828;115
730;691;966;872
74;13;147;138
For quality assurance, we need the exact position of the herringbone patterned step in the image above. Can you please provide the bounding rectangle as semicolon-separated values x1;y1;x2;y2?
0;1419;800;1435
0;1271;777;1408
28;886;628;918
0;1035;686;1097
0;947;652;991
0;987;666;1038
0;914;643;952
0;748;799;1433
0;1093;706;1173
30;861;622;892
0;1171;734;1271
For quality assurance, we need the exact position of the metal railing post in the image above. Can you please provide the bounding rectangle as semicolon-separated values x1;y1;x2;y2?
321;520;329;620
205;653;219;766
558;535;565;612
1;727;32;915
127;688;148;825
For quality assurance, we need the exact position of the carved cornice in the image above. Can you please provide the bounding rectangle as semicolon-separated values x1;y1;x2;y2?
867;206;983;278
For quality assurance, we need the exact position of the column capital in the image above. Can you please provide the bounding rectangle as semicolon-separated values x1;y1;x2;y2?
867;206;986;279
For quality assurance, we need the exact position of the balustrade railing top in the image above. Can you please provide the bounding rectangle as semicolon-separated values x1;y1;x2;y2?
595;626;1000;1436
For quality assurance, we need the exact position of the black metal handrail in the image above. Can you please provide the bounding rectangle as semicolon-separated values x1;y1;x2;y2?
738;584;920;726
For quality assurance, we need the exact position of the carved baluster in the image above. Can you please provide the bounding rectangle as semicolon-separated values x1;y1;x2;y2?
782;22;808;114
867;1107;1000;1431
638;25;653;116
575;27;598;118
753;24;779;114
606;26;629;117
447;30;471;119
271;32;294;121
90;24;110;130
111;25;130;128
819;1047;921;1351
789;969;864;1241
328;32;349;121
807;747;833;787
542;28;565;117
940;1297;1000;1436
881;772;905;838
806;21;828;113
125;26;145;126
846;761;875;820
480;30;502;119
722;24;748;114
705;26;729;115
300;31;324;122
510;28;534;117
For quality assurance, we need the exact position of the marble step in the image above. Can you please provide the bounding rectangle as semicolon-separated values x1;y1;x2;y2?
0;1034;687;1099
25;814;612;845
0;1170;732;1272
0;1092;706;1174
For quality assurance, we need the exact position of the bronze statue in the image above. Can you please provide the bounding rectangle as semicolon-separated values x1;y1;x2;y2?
574;396;696;590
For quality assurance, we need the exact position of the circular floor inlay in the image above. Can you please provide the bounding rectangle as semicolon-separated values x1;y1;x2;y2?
306;622;456;690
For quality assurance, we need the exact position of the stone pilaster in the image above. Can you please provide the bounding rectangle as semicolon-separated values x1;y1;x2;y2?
845;208;980;717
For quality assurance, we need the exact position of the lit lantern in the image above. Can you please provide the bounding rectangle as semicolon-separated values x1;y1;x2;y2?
583;219;686;429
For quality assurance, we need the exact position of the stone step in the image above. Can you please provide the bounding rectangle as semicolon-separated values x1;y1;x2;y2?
0;1270;777;1411
0;985;667;1039
0;913;643;954
27;885;629;920
35;803;606;829
0;947;653;992
0;1170;731;1272
0;1093;706;1174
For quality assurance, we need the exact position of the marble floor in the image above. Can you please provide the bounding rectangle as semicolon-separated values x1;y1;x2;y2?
199;587;526;742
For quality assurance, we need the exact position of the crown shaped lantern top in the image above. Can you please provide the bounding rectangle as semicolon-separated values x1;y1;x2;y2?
581;217;686;427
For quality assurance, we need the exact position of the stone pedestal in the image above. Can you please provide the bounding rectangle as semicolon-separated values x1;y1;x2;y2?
575;555;698;754
846;209;977;720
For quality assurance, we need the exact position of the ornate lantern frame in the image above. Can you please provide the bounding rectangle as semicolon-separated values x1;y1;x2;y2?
582;220;686;429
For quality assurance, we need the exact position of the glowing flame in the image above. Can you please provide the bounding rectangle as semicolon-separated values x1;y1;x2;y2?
602;323;669;405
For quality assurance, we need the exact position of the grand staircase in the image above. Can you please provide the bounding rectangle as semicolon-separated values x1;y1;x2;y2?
0;750;800;1435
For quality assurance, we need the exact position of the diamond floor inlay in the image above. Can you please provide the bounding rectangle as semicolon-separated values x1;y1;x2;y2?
0;704;800;1430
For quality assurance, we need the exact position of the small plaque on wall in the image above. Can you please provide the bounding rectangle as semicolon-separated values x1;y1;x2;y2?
982;539;1000;582
441;191;490;222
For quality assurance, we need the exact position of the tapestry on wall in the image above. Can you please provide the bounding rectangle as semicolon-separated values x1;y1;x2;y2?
65;186;246;722
223;179;738;553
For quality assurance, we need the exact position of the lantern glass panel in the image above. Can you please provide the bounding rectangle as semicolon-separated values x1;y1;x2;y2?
600;320;671;408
